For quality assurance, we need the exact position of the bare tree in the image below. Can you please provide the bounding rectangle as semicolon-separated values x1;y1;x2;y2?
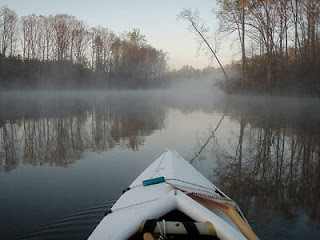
217;0;247;90
52;14;75;61
276;0;290;67
43;15;54;61
91;27;116;73
72;20;90;65
110;37;121;74
102;30;116;74
246;1;279;88
21;14;39;59
178;9;229;82
0;7;18;56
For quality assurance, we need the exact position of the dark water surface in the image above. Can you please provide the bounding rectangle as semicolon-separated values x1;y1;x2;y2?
0;89;319;239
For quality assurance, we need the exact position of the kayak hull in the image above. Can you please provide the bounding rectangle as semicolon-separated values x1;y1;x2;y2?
88;150;254;240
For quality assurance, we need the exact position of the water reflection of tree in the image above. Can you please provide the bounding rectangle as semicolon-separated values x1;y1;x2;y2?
0;96;165;171
91;99;165;151
21;113;87;167
0;121;18;171
214;114;320;223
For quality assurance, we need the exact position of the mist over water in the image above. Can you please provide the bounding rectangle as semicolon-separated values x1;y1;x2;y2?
0;81;319;239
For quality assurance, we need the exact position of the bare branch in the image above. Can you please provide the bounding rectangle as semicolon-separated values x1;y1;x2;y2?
178;9;229;82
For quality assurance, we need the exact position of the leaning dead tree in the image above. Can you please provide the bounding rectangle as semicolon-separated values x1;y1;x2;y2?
178;9;229;82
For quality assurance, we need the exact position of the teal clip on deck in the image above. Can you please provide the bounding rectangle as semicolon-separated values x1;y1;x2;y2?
142;176;165;186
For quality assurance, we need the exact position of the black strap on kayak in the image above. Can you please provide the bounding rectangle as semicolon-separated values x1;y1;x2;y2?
182;221;200;235
122;187;131;193
104;209;112;216
141;219;157;234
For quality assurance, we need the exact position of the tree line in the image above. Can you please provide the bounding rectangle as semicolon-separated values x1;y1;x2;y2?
216;0;320;95
0;6;167;88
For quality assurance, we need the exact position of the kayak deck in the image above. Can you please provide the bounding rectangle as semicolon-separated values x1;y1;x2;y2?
129;210;219;240
88;149;258;240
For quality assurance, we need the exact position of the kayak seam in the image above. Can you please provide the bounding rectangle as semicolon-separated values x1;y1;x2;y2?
166;178;217;192
168;183;223;199
151;153;166;178
130;178;218;192
111;197;162;213
186;192;236;206
165;182;235;204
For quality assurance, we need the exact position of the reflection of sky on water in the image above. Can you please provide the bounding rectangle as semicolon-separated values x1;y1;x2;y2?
0;90;319;239
0;106;231;238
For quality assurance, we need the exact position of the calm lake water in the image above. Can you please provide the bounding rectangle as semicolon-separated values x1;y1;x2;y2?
0;87;319;239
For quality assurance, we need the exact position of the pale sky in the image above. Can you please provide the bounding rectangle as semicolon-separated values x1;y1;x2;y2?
0;0;238;70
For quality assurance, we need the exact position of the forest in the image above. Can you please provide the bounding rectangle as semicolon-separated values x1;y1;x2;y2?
0;7;167;89
1;2;320;94
216;0;320;96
